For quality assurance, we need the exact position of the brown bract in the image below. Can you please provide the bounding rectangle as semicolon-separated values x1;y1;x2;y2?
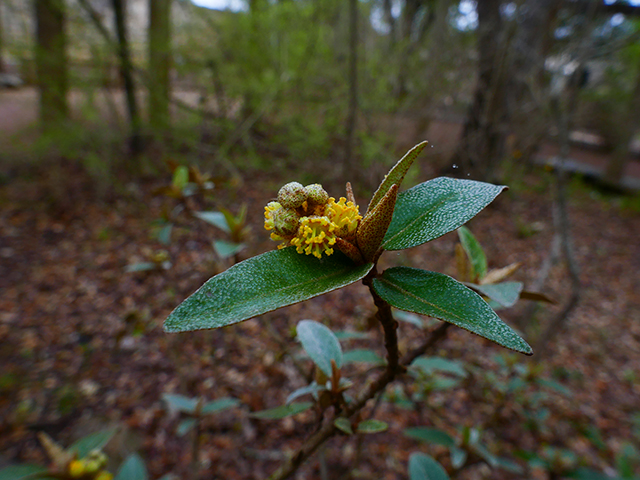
356;184;398;262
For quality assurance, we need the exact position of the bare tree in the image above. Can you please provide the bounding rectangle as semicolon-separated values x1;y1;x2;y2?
148;0;172;134
112;0;143;156
604;58;640;188
344;0;359;177
450;0;509;181
0;0;5;74
35;0;69;131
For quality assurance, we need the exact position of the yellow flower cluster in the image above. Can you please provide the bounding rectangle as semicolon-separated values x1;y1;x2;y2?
68;450;112;480
264;183;361;259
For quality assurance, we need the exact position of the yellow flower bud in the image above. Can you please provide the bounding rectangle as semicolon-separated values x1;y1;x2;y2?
68;459;86;478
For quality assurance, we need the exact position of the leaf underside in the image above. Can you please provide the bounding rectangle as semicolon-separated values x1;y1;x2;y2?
372;267;532;355
164;247;373;332
383;178;506;251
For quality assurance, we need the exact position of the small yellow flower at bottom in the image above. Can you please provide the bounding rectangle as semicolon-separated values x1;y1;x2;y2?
291;216;337;259
68;460;86;478
95;471;114;480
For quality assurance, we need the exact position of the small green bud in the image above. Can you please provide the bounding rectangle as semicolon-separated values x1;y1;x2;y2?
305;184;329;205
277;182;307;209
273;208;300;236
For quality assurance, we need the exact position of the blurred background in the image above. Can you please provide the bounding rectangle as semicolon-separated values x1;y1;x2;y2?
0;0;639;479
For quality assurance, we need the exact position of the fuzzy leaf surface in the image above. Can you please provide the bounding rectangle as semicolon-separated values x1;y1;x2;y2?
165;248;373;332
372;267;532;355
366;141;428;216
114;454;148;480
382;178;505;251
297;320;342;377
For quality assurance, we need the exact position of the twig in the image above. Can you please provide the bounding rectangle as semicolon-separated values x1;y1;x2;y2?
267;301;450;480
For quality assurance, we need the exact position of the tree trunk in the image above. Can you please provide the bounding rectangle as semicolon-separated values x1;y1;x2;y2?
112;0;143;156
343;0;358;178
0;0;5;74
604;61;640;187
148;0;171;134
508;0;559;162
451;0;508;181
35;0;68;131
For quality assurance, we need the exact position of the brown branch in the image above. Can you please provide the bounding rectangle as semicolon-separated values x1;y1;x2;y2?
267;287;450;480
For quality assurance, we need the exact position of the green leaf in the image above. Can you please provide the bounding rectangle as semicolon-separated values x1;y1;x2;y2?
334;417;354;435
201;397;239;415
125;262;157;273
450;447;468;469
157;223;173;246
0;465;48;480
172;166;189;192
466;282;523;308
457;226;487;280
162;393;199;414
356;419;388;434
250;402;313;419
411;357;467;378
366;141;428;216
165;247;373;332
472;443;523;473
213;240;245;259
176;418;196;436
297;320;342;377
404;427;456;447
372;267;532;355
114;454;148;480
536;378;572;396
394;310;424;328
286;382;325;404
342;349;385;366
409;452;450;480
334;330;369;341
194;211;231;233
69;428;117;458
382;178;506;251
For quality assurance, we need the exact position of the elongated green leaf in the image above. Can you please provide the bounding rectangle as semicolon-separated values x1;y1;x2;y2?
194;211;230;233
334;418;354;435
114;454;147;480
162;393;199;414
372;267;532;355
213;240;245;259
366;141;428;216
404;427;456;448
201;397;239;415
466;282;523;308
286;382;325;404
409;453;450;480
250;402;313;419
0;465;48;480
69;428;117;458
343;349;385;366
165;248;373;332
411;357;467;378
176;418;196;436
457;226;487;280
297;320;342;376
382;178;506;251
356;419;388;434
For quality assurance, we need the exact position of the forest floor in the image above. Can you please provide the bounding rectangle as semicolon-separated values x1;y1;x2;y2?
0;88;639;479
